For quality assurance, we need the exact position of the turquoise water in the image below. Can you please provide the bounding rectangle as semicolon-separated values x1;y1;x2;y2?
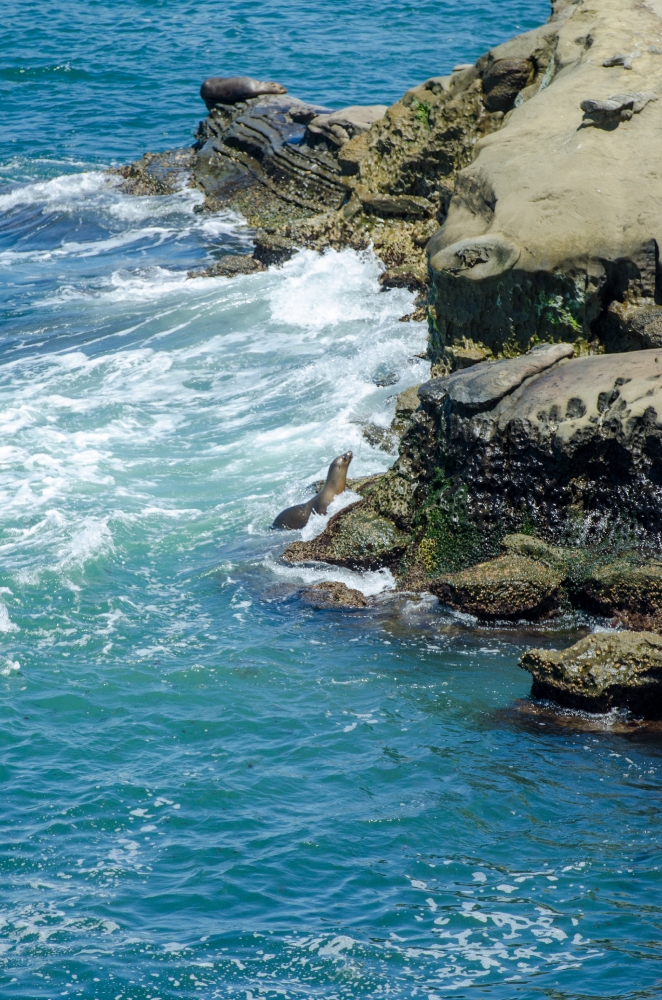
2;1;662;998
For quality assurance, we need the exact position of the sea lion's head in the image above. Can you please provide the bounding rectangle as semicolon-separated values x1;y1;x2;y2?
332;450;353;472
261;80;288;96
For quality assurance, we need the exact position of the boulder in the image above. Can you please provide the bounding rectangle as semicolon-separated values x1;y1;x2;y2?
430;554;562;619
299;581;368;609
482;57;534;112
283;502;410;571
419;342;574;411
520;632;662;715
580;561;662;630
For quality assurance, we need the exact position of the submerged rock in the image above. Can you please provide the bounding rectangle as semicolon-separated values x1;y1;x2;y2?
299;581;368;609
431;554;562;619
520;632;662;716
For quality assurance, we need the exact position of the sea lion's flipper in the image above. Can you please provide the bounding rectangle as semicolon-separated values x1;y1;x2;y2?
272;498;315;530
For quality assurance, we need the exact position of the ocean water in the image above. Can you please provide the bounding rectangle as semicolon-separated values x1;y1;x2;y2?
2;1;662;998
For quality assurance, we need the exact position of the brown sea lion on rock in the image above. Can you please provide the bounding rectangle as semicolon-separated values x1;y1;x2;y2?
200;76;287;109
273;452;352;530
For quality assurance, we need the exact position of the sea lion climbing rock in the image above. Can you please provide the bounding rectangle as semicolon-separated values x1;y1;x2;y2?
200;76;287;109
273;452;353;530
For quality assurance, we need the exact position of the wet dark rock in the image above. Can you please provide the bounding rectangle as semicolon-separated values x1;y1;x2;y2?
299;580;368;609
420;347;662;543
308;347;662;594
520;632;662;715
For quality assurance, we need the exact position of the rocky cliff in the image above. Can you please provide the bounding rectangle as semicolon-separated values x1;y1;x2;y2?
118;0;662;647
428;0;662;369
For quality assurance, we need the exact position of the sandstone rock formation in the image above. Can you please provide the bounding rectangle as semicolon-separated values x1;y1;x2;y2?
428;0;662;367
117;0;662;363
115;0;662;653
520;632;662;715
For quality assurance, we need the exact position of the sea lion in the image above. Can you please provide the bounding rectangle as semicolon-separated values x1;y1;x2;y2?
273;451;353;530
200;76;287;109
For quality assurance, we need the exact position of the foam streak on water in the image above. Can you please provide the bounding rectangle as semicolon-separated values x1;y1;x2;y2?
2;2;662;998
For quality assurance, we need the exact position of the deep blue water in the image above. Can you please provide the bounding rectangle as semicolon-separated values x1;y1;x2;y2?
2;2;662;999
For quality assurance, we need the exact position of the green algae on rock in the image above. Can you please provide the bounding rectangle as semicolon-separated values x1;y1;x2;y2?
520;632;662;716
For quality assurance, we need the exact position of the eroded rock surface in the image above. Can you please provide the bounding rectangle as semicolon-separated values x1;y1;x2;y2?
520;632;662;715
422;347;662;544
427;0;662;366
284;503;409;571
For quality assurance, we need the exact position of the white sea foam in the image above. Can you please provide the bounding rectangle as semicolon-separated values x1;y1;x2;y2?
268;247;405;328
267;556;395;597
0;173;428;592
0;599;20;633
0;170;114;212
